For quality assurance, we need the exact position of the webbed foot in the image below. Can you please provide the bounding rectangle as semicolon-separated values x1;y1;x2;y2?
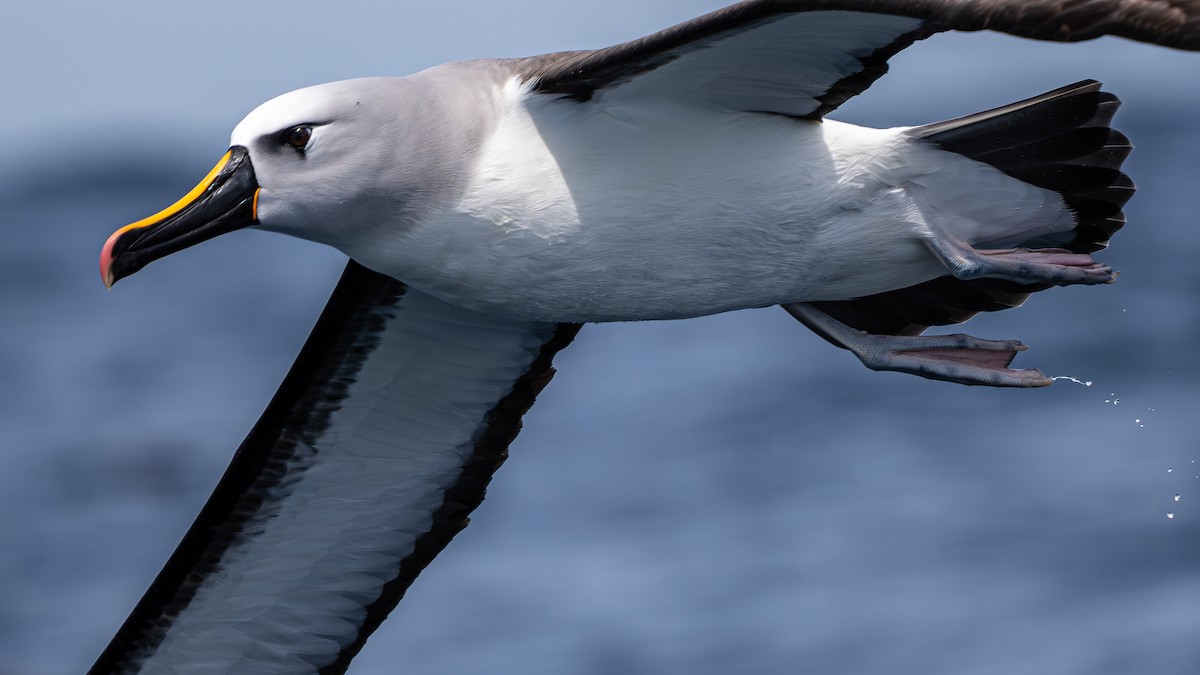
923;223;1114;286
782;302;1052;388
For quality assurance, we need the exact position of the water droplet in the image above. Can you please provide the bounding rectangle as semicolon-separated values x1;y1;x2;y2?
1167;512;1175;519
1052;376;1092;387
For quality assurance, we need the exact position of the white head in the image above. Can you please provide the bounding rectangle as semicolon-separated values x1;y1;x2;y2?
100;64;501;286
233;76;481;248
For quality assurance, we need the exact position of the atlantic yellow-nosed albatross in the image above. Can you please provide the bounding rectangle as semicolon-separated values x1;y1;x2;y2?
92;1;1200;672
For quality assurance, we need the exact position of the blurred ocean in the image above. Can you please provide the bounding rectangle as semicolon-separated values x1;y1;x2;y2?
2;2;1199;674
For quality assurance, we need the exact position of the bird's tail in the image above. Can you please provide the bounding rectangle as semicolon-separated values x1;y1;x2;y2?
812;82;1134;337
908;79;1133;253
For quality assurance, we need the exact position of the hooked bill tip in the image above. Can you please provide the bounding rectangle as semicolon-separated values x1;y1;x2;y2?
99;230;120;289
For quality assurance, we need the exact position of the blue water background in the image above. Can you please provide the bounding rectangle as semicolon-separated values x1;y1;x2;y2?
1;2;1198;673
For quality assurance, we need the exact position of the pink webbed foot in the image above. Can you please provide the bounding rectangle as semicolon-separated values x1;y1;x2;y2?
924;223;1115;286
783;303;1052;388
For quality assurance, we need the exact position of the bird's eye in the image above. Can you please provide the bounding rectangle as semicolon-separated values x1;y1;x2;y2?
282;125;313;151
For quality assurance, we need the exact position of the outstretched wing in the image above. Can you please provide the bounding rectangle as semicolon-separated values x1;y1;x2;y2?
516;0;1200;118
90;261;580;674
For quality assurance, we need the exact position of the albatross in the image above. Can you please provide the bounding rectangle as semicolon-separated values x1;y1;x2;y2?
92;1;1200;672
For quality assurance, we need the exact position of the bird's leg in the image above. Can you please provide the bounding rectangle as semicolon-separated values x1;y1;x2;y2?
781;302;1052;387
919;218;1114;286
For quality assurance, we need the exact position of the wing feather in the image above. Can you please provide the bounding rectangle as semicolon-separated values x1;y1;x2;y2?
89;261;580;674
516;0;1200;117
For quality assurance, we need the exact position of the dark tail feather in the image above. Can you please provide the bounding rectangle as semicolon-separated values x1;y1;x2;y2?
909;79;1134;253
815;81;1134;336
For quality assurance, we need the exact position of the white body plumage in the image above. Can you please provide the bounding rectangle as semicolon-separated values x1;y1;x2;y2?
249;73;1072;322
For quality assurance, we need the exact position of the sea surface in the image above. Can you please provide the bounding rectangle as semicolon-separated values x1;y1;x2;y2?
1;2;1199;673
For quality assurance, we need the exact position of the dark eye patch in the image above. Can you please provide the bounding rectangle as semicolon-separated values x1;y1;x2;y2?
281;125;313;151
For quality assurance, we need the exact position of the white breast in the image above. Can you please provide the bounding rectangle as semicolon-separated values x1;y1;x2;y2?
355;78;1066;323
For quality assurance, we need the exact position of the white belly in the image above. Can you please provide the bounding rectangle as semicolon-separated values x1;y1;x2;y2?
346;83;1068;323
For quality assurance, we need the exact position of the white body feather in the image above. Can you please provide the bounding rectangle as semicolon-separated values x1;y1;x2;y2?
344;77;1073;322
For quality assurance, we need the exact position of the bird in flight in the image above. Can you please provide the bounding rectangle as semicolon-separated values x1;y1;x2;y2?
92;1;1199;672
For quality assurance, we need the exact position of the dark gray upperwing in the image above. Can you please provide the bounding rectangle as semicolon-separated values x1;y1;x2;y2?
90;261;581;674
516;0;1200;118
